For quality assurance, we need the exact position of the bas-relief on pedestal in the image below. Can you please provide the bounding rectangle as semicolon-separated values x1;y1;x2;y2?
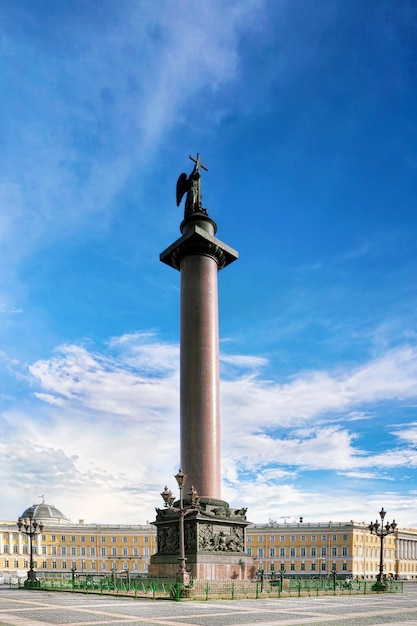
149;155;253;580
151;498;254;579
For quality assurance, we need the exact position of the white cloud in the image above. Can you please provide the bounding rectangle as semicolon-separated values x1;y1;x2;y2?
2;334;417;524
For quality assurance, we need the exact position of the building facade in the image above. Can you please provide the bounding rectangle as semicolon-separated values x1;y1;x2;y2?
0;503;156;581
247;521;417;580
1;503;417;581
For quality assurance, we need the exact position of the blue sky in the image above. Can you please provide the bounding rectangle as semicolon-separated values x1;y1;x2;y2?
1;0;417;528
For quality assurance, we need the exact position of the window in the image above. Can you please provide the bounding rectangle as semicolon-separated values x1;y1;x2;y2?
51;546;57;556
123;561;128;570
311;547;316;556
342;563;347;571
62;561;67;569
112;537;117;543
144;536;149;543
258;536;264;542
300;547;306;557
321;562;326;571
301;535;306;542
52;561;57;569
247;536;252;542
42;561;47;569
101;562;106;571
14;560;18;568
61;547;67;556
123;537;127;543
280;548;285;557
134;562;138;571
13;545;18;553
61;536;66;542
332;547;337;556
42;546;47;555
81;536;85;542
290;547;295;557
71;547;77;556
133;537;138;543
269;535;275;541
101;537;106;542
4;560;9;568
101;548;106;556
311;563;316;571
112;548;117;556
332;534;337;541
123;548;128;556
90;548;96;557
290;536;295;542
321;547;327;556
280;536;285;542
343;534;348;541
270;548;275;557
280;563;285;571
322;535;327;541
3;545;8;553
258;548;264;558
311;535;316;541
342;547;348;556
90;536;95;542
51;535;56;542
247;547;252;556
71;536;76;542
42;535;46;541
300;563;305;571
290;563;295;571
144;547;149;557
91;561;96;570
81;547;86;556
133;548;138;556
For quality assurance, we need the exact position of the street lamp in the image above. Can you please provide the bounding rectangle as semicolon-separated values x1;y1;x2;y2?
160;468;199;587
369;507;397;584
17;508;44;588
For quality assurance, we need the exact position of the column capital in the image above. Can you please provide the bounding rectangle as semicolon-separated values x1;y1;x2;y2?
160;223;238;271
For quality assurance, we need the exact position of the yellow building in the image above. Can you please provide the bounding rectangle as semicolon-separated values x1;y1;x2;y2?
0;502;156;581
246;520;400;579
1;502;417;582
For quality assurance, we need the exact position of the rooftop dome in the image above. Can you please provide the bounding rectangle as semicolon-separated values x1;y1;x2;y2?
20;501;70;525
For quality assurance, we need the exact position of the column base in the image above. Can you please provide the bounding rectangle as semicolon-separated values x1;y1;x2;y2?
149;498;255;580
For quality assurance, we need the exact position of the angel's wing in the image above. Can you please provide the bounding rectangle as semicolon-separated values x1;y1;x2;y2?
176;172;189;206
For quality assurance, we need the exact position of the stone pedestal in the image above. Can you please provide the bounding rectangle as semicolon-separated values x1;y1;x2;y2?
149;498;254;580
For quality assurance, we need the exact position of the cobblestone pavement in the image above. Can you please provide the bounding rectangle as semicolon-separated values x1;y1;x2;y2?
0;584;416;626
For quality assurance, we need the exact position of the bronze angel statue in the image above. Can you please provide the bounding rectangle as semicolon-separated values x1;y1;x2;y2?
176;153;208;217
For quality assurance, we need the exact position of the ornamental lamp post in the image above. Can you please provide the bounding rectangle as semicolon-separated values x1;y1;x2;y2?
369;507;397;584
160;468;199;587
17;508;44;588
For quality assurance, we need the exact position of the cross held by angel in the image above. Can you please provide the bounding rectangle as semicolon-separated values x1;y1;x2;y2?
176;153;208;218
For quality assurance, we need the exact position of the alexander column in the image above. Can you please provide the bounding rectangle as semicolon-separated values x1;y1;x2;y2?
150;154;253;581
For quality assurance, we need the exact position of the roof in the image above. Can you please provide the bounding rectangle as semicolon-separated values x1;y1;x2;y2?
20;502;70;525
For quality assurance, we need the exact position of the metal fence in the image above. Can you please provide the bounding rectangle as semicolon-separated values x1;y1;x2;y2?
17;575;404;601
